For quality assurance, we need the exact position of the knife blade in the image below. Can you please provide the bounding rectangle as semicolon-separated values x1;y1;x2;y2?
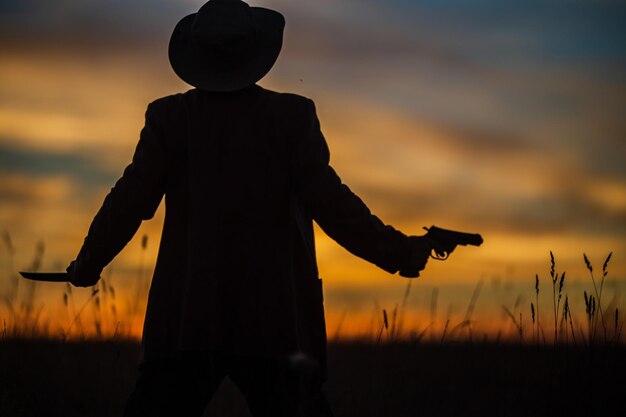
19;272;69;282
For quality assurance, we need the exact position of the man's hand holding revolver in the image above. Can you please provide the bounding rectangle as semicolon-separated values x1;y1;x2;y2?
399;226;483;278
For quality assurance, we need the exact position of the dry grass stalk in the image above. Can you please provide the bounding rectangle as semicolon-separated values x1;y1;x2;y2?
389;304;398;340
502;306;523;341
20;242;44;330
376;309;388;345
531;302;535;344
584;290;597;345
440;319;450;344
584;253;607;343
64;281;84;338
463;280;483;342
395;280;413;337
92;282;103;339
559;296;568;343
112;321;121;340
567;298;577;347
332;309;348;341
64;288;100;341
599;252;612;339
412;323;432;344
556;272;565;344
617;310;624;344
429;287;439;341
549;251;558;345
535;273;540;345
1;231;19;325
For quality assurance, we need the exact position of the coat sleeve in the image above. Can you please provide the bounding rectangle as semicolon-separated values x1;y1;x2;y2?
291;98;413;275
71;102;166;285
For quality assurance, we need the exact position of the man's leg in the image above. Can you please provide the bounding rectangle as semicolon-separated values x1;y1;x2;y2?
123;353;226;417
229;357;334;417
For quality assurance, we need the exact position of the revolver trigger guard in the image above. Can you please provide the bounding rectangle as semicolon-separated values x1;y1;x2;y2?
430;249;449;261
425;237;448;261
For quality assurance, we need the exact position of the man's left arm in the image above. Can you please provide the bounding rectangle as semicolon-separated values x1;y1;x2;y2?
67;102;167;287
290;99;429;278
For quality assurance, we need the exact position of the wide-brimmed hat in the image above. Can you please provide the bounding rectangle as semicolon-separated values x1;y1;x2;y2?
169;0;285;92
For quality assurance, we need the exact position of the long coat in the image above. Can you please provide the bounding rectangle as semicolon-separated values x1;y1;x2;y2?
73;85;414;378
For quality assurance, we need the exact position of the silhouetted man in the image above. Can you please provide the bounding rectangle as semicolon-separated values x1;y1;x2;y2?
66;1;431;415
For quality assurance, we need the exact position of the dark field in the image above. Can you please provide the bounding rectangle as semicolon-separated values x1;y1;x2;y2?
1;339;624;417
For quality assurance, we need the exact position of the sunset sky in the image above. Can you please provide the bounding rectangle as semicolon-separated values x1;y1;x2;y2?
1;0;625;338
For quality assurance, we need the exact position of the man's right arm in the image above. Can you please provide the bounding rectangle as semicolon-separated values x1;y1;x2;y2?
67;101;167;286
289;98;429;277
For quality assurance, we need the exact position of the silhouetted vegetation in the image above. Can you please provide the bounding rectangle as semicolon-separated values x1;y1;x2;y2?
1;235;624;415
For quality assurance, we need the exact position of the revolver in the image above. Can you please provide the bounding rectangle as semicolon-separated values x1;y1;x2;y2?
423;225;483;260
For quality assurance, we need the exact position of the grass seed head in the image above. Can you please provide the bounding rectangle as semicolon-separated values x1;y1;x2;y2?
583;253;593;273
603;252;612;277
558;272;565;301
562;296;570;323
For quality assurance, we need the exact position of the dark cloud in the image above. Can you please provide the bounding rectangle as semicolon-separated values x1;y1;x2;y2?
352;182;626;238
575;123;626;184
436;122;530;155
0;186;32;205
0;141;117;188
0;0;187;48
391;0;626;61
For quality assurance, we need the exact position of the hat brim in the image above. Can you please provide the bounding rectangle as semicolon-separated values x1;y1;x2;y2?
169;7;284;92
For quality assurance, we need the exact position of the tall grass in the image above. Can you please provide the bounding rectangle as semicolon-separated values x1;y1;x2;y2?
1;236;50;338
0;231;135;341
365;251;623;349
506;250;624;349
0;230;623;350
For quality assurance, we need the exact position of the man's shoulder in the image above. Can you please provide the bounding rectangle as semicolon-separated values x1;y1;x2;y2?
262;88;314;109
260;89;318;126
147;92;186;113
145;87;316;118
